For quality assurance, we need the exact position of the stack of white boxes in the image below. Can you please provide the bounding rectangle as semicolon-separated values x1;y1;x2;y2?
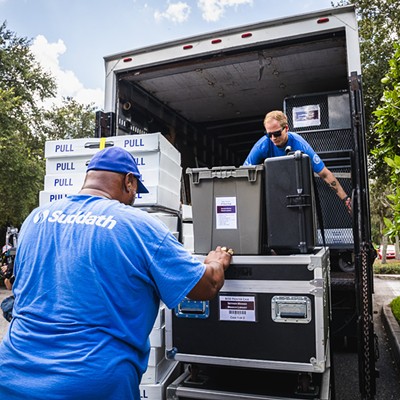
181;204;194;252
42;133;183;399
41;133;182;211
140;303;180;399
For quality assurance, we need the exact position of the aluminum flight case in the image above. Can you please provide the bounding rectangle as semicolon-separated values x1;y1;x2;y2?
166;247;330;374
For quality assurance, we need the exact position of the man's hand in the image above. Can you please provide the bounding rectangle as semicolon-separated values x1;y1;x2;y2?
344;196;352;213
204;245;233;272
187;246;233;300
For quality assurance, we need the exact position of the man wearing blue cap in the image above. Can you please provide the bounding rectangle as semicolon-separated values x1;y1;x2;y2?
0;146;232;400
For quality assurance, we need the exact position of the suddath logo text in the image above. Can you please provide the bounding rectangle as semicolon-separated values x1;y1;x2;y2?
33;210;117;230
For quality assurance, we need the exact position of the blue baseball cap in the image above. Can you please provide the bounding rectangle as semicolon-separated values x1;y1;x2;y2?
87;147;149;193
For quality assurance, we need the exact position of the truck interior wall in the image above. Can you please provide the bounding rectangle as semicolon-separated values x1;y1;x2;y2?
113;27;362;320
114;28;350;172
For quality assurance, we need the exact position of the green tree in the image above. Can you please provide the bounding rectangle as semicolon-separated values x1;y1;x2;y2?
0;21;56;230
372;43;400;240
335;1;400;245
43;97;96;140
336;1;400;173
369;181;391;245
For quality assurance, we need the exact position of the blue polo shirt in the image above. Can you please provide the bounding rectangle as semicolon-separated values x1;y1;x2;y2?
244;131;325;173
0;195;205;400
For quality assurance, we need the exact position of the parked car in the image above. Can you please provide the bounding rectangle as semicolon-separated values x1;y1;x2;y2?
378;245;396;259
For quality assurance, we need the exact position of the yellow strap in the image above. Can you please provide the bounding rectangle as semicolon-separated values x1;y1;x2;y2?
99;137;107;150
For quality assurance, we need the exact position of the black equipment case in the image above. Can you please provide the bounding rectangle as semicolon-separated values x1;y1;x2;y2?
264;151;317;254
166;247;330;374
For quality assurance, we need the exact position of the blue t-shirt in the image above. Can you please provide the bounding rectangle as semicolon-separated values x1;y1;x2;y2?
0;195;205;400
243;131;325;173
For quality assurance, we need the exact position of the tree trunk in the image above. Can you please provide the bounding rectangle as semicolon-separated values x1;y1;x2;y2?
382;235;388;264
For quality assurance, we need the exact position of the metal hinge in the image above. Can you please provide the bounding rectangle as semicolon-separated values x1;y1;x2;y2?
309;278;324;296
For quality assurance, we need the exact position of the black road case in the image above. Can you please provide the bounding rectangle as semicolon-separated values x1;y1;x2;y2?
264;152;317;254
166;363;331;400
166;248;330;374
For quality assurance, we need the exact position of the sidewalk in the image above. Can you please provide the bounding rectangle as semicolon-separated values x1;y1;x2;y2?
0;287;12;338
375;274;400;374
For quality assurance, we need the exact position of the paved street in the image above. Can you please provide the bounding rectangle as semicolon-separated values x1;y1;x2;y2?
333;276;400;399
1;277;400;399
370;276;400;398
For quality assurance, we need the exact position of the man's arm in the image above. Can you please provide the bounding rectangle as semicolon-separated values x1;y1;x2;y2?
187;246;232;300
243;136;268;166
318;166;351;212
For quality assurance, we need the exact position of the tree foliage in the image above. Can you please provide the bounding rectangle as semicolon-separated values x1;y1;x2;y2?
336;1;400;244
372;43;400;239
336;1;400;160
43;97;96;140
0;21;56;229
0;22;96;235
368;180;391;244
0;22;56;137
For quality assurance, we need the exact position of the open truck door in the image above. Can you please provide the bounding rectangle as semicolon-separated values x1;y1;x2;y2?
94;5;377;398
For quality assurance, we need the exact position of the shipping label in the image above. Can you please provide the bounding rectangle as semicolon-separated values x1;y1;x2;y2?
219;295;256;322
215;197;237;230
292;104;321;128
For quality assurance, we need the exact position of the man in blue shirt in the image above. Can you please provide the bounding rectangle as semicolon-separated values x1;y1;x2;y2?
244;110;351;212
0;147;232;400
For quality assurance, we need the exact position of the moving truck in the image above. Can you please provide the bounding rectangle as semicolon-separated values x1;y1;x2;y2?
96;5;377;399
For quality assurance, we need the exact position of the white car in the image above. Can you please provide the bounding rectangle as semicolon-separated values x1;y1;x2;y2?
378;245;396;259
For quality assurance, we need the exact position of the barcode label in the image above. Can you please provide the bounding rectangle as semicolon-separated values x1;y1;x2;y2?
219;295;256;322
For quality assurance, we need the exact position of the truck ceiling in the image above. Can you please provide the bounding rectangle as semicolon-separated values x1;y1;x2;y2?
118;32;347;124
104;6;358;164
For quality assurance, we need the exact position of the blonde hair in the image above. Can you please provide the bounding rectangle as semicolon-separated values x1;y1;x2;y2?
264;111;288;129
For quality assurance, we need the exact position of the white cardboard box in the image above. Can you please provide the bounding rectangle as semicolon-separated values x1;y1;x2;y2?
45;133;181;164
182;235;194;252
181;222;193;237
45;151;182;179
153;304;166;329
111;134;180;164
44;168;181;195
39;185;181;211
149;213;179;233
39;191;70;206
135;186;180;211
181;204;193;222
148;345;166;367
139;361;181;400
45;137;102;159
149;325;165;348
44;173;86;192
141;358;178;385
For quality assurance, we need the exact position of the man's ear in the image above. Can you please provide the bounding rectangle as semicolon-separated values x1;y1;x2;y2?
125;173;138;193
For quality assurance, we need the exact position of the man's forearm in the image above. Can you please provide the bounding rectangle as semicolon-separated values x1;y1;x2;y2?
319;167;348;200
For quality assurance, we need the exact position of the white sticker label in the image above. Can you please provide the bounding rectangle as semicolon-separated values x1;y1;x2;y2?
215;197;237;230
292;105;321;128
219;295;256;322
